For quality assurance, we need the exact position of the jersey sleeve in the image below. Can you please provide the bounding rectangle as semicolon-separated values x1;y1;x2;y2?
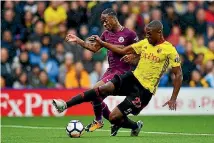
129;31;139;44
131;39;148;54
169;46;181;67
100;31;106;41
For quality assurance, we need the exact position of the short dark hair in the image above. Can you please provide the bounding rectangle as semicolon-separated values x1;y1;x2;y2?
102;8;117;17
147;20;163;30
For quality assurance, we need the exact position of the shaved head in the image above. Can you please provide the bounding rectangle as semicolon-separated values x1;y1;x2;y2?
145;20;164;45
146;20;163;32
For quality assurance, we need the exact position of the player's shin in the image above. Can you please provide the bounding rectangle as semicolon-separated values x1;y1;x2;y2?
92;98;103;121
66;88;102;108
102;102;111;120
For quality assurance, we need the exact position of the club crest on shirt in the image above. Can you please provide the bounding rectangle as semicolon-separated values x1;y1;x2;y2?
157;48;162;53
144;46;147;49
118;36;124;43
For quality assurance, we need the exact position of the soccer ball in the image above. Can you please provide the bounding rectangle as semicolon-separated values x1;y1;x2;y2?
66;120;84;138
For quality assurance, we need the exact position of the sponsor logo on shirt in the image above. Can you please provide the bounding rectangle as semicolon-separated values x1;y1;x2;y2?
118;37;125;43
141;51;161;63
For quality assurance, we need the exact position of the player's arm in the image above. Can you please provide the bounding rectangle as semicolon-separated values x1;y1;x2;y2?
171;66;183;101
121;54;140;65
93;35;136;55
65;34;102;53
163;50;183;110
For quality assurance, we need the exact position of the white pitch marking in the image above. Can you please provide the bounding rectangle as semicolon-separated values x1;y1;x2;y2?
2;125;214;136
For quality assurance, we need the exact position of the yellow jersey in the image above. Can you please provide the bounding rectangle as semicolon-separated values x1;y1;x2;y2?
44;6;67;34
131;39;181;94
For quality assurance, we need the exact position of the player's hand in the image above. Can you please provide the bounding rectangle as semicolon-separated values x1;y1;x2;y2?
162;99;177;111
65;34;79;43
86;36;96;42
120;54;136;64
91;35;103;44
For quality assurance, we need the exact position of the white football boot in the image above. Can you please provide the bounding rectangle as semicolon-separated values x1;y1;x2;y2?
52;99;67;113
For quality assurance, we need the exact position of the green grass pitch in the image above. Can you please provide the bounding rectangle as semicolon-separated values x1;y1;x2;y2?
1;116;214;143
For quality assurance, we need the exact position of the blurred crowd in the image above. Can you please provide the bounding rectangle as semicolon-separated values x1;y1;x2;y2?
1;1;214;89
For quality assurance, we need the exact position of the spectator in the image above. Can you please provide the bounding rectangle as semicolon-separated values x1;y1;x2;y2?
182;41;197;85
1;1;213;89
44;1;67;34
39;51;59;82
24;0;37;14
29;42;41;65
3;1;14;10
79;25;89;40
23;11;35;40
58;23;68;39
13;66;23;82
124;16;136;31
67;1;88;29
194;53;205;74
28;65;40;88
38;70;55;88
175;36;186;55
204;60;214;87
194;35;208;55
28;21;45;42
173;1;187;15
204;25;214;46
13;72;31;89
167;25;181;46
162;5;179;37
41;34;51;53
90;62;104;87
189;70;209;87
82;49;94;73
34;1;46;22
204;40;214;64
54;42;65;64
151;8;162;21
59;52;74;86
1;48;13;87
65;61;90;88
1;30;16;62
118;3;130;25
205;2;214;24
1;76;6;88
2;9;23;37
195;8;207;35
185;27;197;47
64;29;84;62
19;51;31;73
180;2;196;31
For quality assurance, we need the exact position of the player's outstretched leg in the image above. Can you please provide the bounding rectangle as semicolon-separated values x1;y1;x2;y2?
52;82;115;113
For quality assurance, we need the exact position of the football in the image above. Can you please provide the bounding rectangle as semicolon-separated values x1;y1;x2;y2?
66;120;84;138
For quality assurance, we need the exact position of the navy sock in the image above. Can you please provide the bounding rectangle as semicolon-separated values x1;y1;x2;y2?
121;117;138;130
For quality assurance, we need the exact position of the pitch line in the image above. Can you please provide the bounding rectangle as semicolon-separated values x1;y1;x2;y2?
2;125;214;136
